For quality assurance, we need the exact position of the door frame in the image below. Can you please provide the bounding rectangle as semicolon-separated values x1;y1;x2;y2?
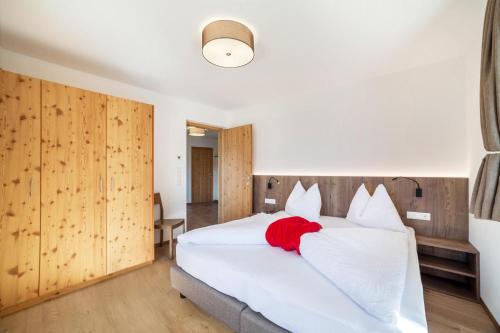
187;120;223;133
186;120;223;224
186;121;253;224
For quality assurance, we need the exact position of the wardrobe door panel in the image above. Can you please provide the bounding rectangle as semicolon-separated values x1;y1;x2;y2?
107;96;153;274
0;70;41;309
40;82;106;294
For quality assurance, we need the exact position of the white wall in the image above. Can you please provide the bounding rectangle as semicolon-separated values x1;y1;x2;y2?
0;48;231;243
464;0;500;322
186;134;219;203
230;57;468;177
227;1;499;321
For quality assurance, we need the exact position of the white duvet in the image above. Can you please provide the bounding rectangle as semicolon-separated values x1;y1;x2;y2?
179;212;409;324
301;228;408;323
178;211;289;245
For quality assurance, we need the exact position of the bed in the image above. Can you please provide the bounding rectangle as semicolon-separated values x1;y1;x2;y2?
171;214;428;333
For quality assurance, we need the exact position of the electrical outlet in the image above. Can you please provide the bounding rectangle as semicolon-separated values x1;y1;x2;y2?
407;211;431;221
265;198;276;205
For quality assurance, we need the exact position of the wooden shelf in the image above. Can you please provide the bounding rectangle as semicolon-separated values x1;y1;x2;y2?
421;274;475;301
418;254;476;278
416;236;478;254
416;235;480;302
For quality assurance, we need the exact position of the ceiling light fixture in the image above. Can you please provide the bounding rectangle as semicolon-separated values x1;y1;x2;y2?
187;126;207;137
202;20;254;68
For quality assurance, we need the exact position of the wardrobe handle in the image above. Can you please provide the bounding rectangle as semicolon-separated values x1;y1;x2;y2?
28;178;32;197
99;176;103;193
111;177;114;192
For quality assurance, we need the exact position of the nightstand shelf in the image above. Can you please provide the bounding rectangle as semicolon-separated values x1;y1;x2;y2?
421;274;476;300
416;235;477;253
418;254;476;278
416;236;480;302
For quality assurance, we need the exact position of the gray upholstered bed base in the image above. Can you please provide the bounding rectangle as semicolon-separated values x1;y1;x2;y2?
170;265;289;333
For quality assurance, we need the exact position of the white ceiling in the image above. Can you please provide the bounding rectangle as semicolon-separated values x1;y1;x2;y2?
0;0;478;110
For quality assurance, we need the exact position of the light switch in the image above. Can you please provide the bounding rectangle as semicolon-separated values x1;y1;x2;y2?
407;211;431;221
265;198;276;205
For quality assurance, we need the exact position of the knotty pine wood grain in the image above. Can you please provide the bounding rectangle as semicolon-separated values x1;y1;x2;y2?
106;96;153;273
0;70;41;309
40;81;107;294
0;261;152;318
219;125;252;223
254;175;468;240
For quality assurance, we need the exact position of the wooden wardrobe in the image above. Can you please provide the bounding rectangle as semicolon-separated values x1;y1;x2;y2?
0;69;154;315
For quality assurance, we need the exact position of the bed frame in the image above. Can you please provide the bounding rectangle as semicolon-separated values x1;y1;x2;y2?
170;265;289;333
171;175;470;331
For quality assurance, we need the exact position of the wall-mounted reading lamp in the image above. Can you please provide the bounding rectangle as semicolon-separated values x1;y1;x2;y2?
392;177;423;198
267;177;280;189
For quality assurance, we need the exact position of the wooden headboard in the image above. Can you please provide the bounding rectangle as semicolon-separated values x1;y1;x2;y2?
253;175;469;241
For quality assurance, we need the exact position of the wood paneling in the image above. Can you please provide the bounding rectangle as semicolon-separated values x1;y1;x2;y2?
0;70;41;309
106;96;153;273
1;69;155;314
40;82;107;294
219;125;252;223
253;175;468;240
191;147;213;203
416;236;478;253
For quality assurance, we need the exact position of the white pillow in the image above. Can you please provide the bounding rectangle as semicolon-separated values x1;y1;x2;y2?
285;180;306;206
350;184;406;233
285;181;322;221
346;184;371;221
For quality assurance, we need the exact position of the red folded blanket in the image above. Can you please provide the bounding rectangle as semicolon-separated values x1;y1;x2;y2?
265;216;322;254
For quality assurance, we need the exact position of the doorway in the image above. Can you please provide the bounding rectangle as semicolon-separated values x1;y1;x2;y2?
191;147;213;203
186;122;220;230
185;121;253;230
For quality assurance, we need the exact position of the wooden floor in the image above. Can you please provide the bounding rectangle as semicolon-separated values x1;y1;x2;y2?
187;202;218;231
424;290;497;333
0;246;497;333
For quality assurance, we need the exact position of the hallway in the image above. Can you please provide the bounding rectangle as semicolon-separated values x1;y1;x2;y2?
186;202;218;231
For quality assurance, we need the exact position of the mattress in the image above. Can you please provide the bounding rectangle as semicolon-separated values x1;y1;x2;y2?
176;215;427;333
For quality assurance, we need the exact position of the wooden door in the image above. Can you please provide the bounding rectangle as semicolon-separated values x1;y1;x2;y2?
106;96;153;274
191;147;213;203
40;82;107;295
218;125;252;223
0;70;41;309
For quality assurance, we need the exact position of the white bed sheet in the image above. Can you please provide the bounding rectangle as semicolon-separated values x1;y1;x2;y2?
176;215;427;333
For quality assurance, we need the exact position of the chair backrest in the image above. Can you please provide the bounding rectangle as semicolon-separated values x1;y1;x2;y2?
154;193;164;221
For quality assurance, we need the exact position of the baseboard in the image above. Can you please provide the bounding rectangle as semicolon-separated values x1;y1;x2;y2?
186;201;218;205
481;298;500;332
0;261;153;317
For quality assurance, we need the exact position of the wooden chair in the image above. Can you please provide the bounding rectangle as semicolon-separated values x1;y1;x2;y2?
154;193;185;259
